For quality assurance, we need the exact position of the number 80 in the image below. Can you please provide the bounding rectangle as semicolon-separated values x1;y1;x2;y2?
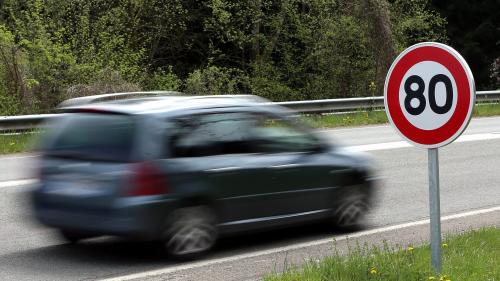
404;74;453;115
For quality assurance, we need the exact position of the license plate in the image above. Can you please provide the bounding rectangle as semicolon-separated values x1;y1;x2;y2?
46;181;102;197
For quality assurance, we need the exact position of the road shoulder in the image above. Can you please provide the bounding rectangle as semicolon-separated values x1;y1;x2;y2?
101;206;500;281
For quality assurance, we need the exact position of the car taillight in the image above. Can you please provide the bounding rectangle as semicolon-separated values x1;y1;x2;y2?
128;162;169;196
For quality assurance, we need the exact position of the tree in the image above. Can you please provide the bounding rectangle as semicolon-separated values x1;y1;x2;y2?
0;0;449;114
431;0;500;89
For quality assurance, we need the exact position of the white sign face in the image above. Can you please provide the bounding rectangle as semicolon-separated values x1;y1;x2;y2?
399;61;458;130
384;42;475;148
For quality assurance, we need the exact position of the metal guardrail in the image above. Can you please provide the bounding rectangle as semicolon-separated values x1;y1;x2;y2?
0;114;60;132
1;90;499;132
277;96;384;113
277;90;500;113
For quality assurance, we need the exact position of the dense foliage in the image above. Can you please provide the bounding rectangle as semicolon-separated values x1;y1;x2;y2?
431;0;500;90
0;0;449;114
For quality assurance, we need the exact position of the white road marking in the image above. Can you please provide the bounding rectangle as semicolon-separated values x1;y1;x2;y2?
100;205;500;281
349;132;500;152
0;179;37;188
349;141;410;152
317;124;390;133
0;154;37;160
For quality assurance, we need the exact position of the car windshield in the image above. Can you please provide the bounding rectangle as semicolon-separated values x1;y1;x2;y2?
43;113;136;162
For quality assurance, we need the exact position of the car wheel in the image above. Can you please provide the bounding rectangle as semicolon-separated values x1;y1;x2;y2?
163;206;218;259
331;189;369;230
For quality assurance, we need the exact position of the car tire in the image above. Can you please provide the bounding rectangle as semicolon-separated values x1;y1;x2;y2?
330;188;369;231
163;206;218;260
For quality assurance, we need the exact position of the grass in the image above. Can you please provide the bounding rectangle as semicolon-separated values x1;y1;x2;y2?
472;102;500;117
264;227;500;281
302;110;388;129
264;228;500;281
0;131;37;154
2;102;500;155
303;102;500;129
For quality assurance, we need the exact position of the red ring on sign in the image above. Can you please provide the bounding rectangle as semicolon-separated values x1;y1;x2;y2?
386;46;471;145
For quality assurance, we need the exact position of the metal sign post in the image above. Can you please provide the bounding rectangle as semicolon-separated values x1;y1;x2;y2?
428;148;441;272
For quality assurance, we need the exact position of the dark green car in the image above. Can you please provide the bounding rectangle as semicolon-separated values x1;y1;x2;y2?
32;94;377;259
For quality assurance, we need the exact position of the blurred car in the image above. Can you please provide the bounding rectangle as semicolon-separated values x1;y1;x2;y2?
31;93;377;258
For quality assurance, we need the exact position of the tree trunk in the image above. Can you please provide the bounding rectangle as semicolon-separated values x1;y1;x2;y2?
251;0;261;63
361;0;397;94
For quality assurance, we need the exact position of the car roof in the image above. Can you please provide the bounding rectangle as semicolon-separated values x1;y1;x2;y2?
59;94;286;116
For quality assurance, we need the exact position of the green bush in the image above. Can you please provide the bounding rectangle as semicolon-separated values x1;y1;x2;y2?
185;66;250;95
65;68;141;99
145;67;182;91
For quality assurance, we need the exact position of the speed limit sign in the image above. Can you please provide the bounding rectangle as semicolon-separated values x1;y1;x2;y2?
384;42;475;273
384;42;475;148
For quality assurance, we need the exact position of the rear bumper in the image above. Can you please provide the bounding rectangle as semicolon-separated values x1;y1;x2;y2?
33;195;176;239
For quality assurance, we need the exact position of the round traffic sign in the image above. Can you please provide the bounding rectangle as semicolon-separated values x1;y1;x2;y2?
384;42;475;148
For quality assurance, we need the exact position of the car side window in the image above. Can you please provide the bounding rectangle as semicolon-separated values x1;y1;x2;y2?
169;112;255;157
249;114;322;153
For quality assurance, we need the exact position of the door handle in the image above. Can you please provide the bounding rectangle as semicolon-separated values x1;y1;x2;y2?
205;166;241;172
268;163;300;169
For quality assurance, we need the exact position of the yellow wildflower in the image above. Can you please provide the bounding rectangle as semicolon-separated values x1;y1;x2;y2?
369;267;378;275
439;275;451;281
369;81;377;92
442;243;448;248
407;246;414;252
428;277;436;280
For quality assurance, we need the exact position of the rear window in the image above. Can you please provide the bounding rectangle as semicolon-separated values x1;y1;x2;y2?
43;113;136;162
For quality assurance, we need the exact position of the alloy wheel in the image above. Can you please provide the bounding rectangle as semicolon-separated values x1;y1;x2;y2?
164;206;217;258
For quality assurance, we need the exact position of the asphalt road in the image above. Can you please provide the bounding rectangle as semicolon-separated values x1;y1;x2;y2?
0;116;499;280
